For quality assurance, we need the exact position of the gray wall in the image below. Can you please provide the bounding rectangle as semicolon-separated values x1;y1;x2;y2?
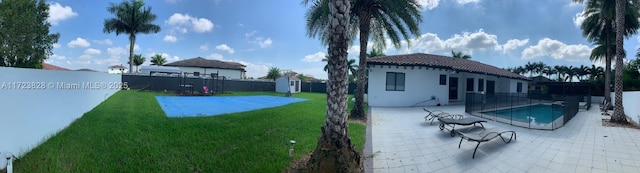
0;67;120;165
122;75;275;93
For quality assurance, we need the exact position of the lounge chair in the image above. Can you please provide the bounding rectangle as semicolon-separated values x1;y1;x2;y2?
423;108;462;125
458;128;516;159
438;117;486;137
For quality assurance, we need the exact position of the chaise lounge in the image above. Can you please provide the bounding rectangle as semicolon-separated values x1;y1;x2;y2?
423;108;462;125
438;117;486;137
458;128;517;159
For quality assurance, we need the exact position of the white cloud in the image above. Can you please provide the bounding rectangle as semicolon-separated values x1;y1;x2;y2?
67;37;90;48
84;48;101;55
245;31;258;38
107;47;128;60
200;44;209;51
148;52;181;62
416;0;439;10
50;54;66;60
207;53;224;60
456;0;479;5
53;43;61;48
502;39;529;54
573;11;586;28
521;38;592;61
258;38;273;48
215;44;234;54
163;35;177;42
47;2;77;25
166;13;214;33
238;23;244;27
93;39;113;45
302;51;326;62
388;29;501;56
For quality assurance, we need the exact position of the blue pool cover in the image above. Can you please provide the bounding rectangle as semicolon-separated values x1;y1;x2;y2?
155;95;307;117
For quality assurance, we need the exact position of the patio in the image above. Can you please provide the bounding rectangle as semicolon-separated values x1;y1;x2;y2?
364;105;640;172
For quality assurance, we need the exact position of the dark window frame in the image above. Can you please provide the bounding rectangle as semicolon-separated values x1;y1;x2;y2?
517;82;523;93
439;75;447;85
478;79;484;92
386;72;405;91
466;78;474;92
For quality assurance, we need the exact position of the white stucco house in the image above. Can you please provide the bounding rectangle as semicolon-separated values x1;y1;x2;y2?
367;53;530;107
163;57;246;79
107;65;128;74
275;75;301;93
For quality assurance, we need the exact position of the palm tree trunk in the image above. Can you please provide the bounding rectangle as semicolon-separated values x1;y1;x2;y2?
611;0;626;123
351;12;371;119
604;54;612;106
128;34;135;74
306;0;361;172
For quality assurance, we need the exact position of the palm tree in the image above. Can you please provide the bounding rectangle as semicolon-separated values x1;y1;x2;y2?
578;65;590;81
303;0;422;119
588;64;605;81
368;48;385;58
542;65;554;79
103;0;161;74
323;56;358;78
451;50;471;59
305;0;361;171
266;67;281;81
524;62;535;77
150;54;166;66
132;54;145;73
577;0;638;122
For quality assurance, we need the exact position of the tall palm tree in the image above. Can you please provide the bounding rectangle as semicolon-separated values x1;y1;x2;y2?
323;57;358;82
577;0;638;122
132;54;145;73
150;54;166;66
305;0;361;171
588;64;605;81
451;50;471;59
103;0;161;74
303;0;422;119
524;62;535;77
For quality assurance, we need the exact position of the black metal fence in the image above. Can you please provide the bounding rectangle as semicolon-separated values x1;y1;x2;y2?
465;92;589;130
300;82;360;94
122;74;275;94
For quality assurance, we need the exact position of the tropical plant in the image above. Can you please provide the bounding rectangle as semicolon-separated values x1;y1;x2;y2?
103;0;161;73
588;64;605;81
451;50;471;59
303;0;422;119
368;48;386;58
0;0;59;68
266;67;281;81
304;0;361;171
150;54;166;66
323;56;358;78
132;54;145;73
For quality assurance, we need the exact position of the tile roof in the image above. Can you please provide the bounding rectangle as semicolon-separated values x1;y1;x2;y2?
367;53;530;80
42;62;70;71
164;57;246;71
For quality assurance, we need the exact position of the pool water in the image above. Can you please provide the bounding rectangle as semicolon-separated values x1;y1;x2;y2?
481;104;564;124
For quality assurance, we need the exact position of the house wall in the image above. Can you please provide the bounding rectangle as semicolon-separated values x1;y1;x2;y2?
177;67;243;79
107;67;128;74
0;67;120;164
610;91;640;125
367;64;530;107
367;65;449;107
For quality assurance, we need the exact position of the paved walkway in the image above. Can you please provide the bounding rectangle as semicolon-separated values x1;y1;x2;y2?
364;105;640;173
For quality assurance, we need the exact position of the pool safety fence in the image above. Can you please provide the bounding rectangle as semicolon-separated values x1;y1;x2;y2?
465;92;590;130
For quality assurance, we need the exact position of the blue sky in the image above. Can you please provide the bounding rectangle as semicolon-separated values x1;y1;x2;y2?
44;0;640;79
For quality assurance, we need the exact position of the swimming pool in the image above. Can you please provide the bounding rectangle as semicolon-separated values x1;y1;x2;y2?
480;104;564;124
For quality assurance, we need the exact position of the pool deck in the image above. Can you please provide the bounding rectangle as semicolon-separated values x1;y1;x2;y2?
363;104;640;172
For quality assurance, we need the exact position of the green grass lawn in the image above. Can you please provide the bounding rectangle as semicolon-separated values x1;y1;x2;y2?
13;90;365;172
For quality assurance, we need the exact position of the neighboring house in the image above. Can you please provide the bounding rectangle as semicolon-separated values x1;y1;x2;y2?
276;75;301;93
367;53;530;107
529;75;553;91
163;57;246;79
42;62;70;71
107;65;128;74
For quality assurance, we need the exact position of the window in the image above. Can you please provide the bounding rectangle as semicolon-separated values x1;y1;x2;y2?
386;72;405;91
439;75;446;85
466;78;474;92
517;82;522;93
478;79;484;91
290;81;294;86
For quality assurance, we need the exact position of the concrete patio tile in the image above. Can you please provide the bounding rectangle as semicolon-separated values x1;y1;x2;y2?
365;105;640;173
